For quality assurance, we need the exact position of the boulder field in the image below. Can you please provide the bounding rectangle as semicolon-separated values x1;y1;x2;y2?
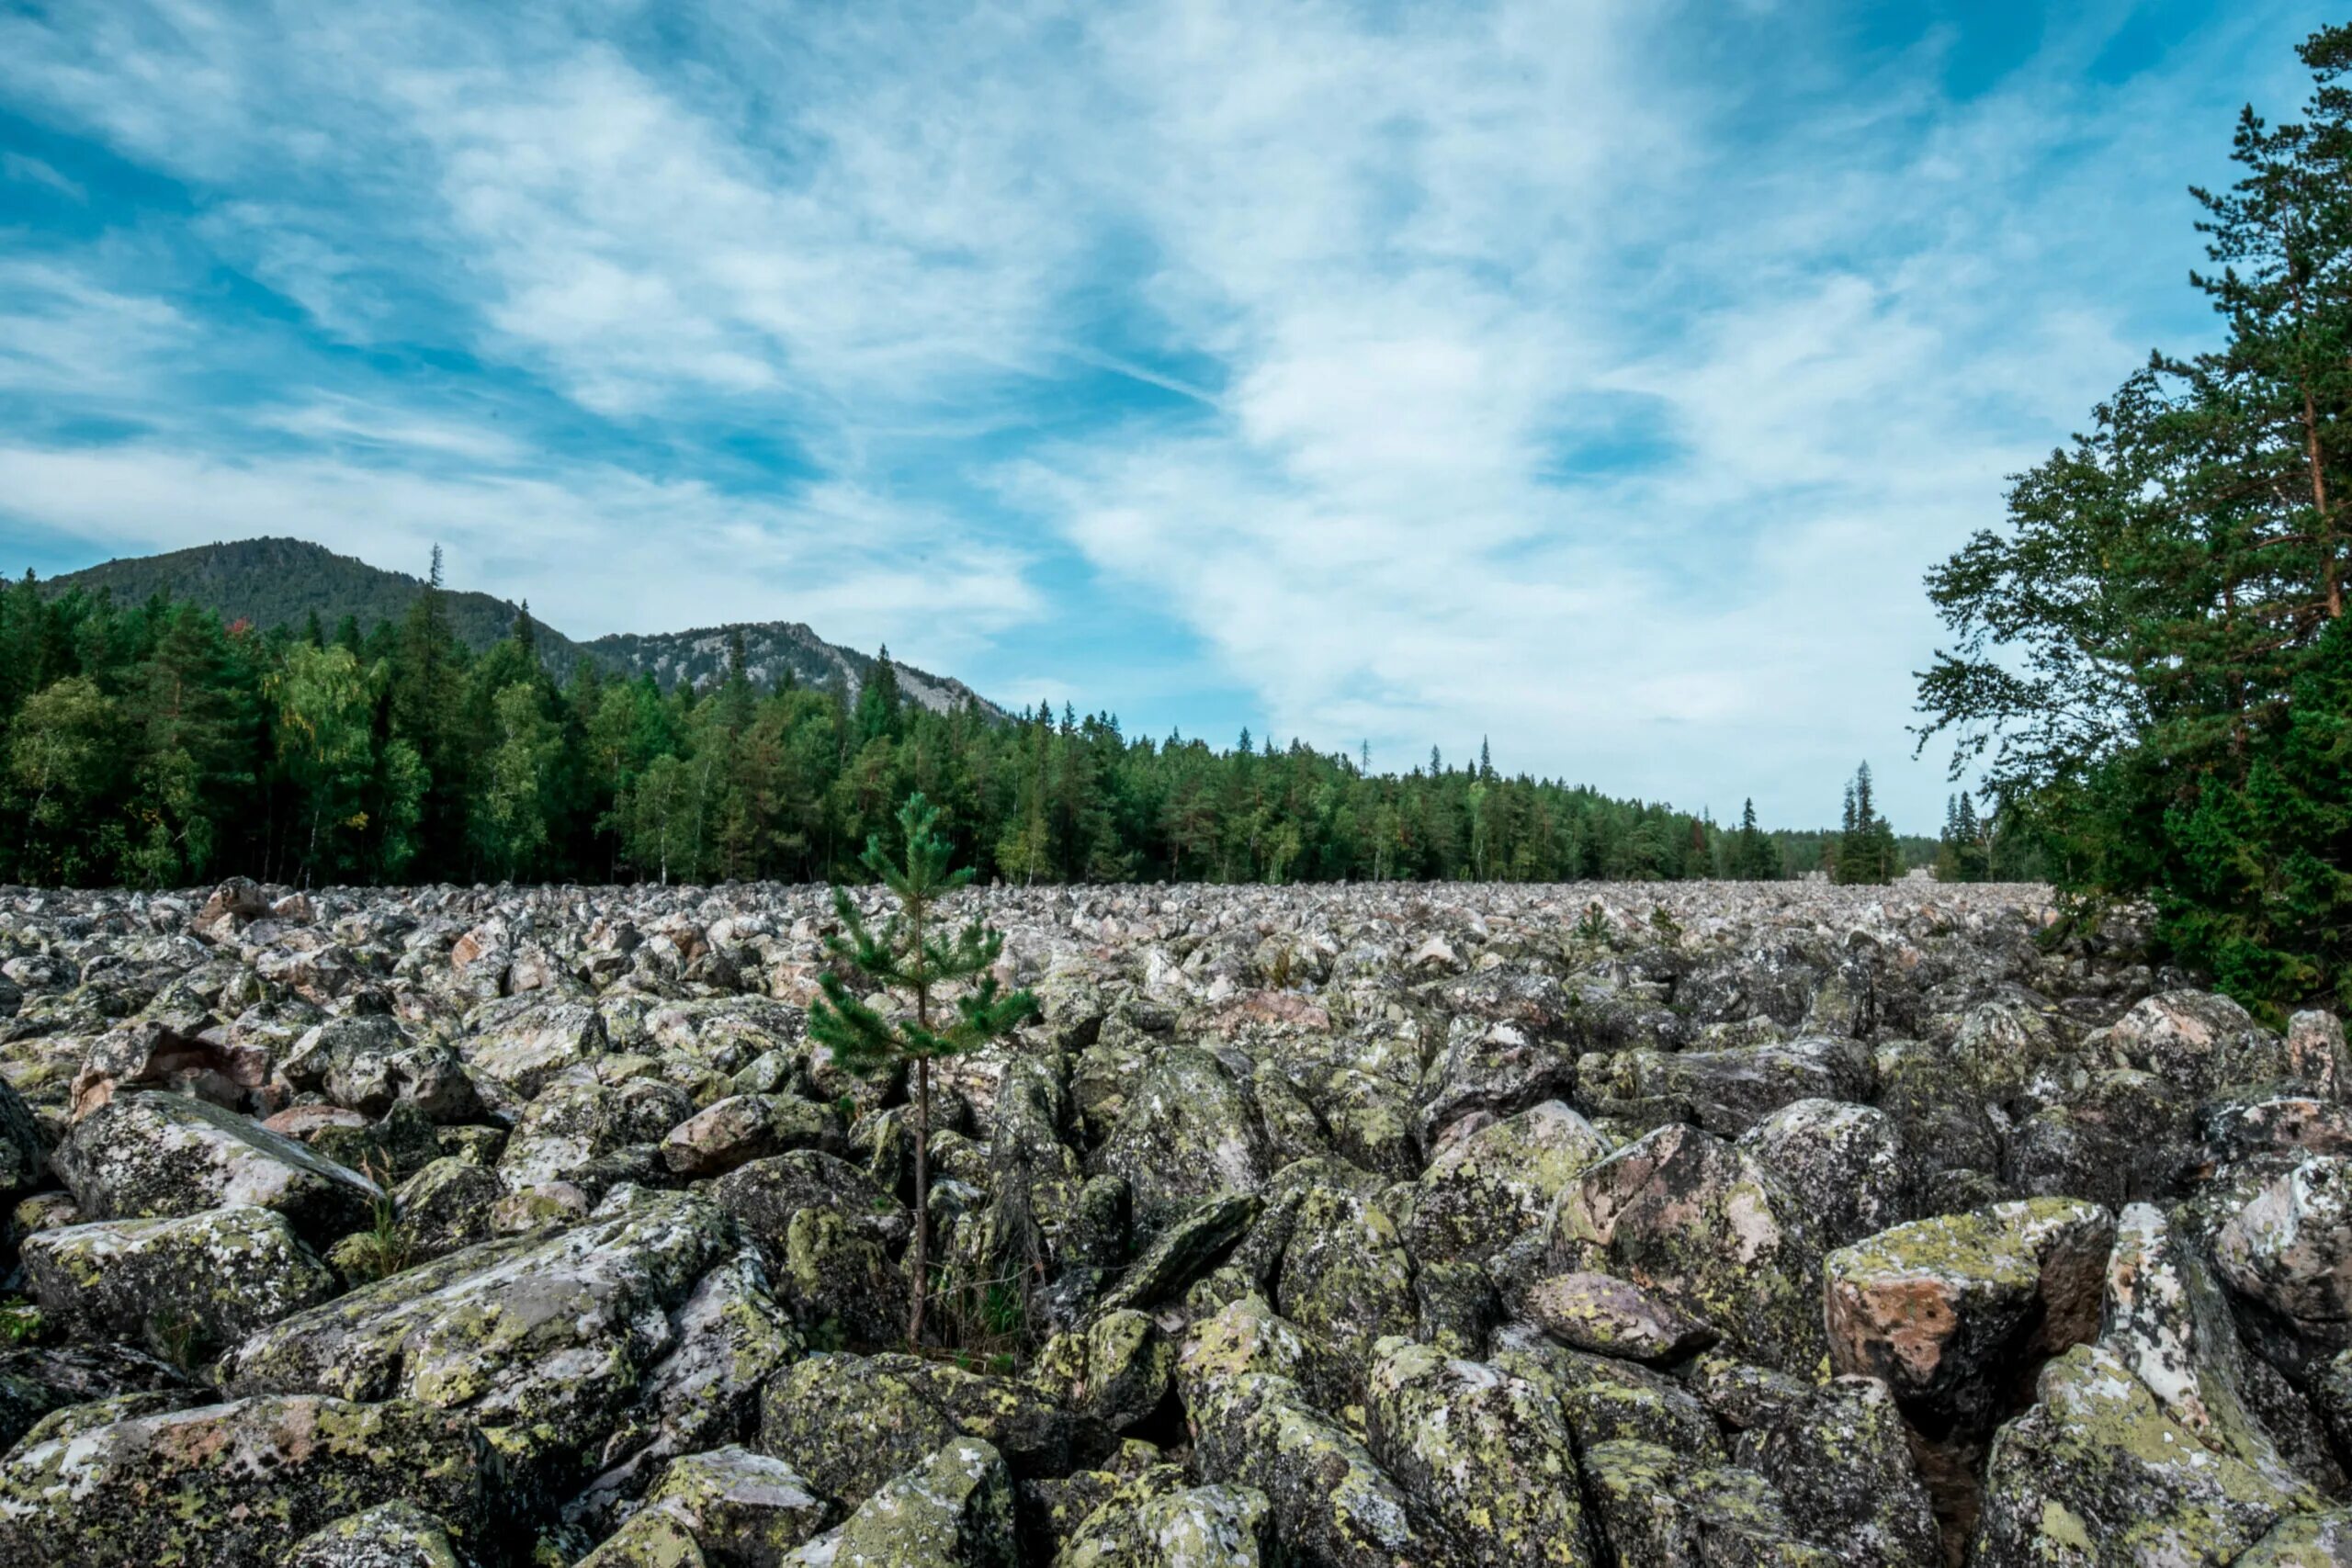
0;874;2344;1565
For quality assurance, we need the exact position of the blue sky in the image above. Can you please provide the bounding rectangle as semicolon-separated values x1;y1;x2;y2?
0;0;2335;829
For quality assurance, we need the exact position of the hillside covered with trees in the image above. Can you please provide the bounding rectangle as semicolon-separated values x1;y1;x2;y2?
0;562;1905;893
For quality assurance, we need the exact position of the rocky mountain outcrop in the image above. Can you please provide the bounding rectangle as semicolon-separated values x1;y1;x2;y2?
0;874;2343;1564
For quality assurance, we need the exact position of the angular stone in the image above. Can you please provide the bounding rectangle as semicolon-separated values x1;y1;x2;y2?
53;1089;382;1247
1825;1197;2113;1436
24;1204;339;1360
662;1094;839;1179
1553;1122;1826;1372
1973;1343;2312;1567
0;1394;498;1568
1520;1269;1717;1362
1736;1098;1906;1246
288;1501;472;1568
223;1190;742;1480
1404;1100;1609;1266
1363;1337;1595;1565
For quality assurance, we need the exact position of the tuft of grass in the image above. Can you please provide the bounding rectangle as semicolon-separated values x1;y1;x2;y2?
338;1153;415;1285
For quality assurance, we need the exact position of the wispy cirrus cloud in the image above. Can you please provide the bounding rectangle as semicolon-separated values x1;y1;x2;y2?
0;0;2329;823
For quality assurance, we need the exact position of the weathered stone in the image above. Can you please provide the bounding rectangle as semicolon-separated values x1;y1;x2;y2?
635;1446;832;1567
1553;1122;1826;1371
1092;1046;1270;1240
0;1394;499;1568
53;1089;383;1247
24;1203;339;1360
1362;1337;1595;1565
1825;1197;2113;1436
1736;1098;1905;1246
1973;1343;2313;1567
790;1437;1017;1568
288;1501;474;1568
2214;1155;2352;1362
1519;1269;1717;1362
1729;1376;1939;1568
223;1189;744;1482
662;1094;839;1179
1404;1100;1608;1265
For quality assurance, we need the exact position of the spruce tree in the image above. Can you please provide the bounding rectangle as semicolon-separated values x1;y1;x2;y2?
808;792;1036;1345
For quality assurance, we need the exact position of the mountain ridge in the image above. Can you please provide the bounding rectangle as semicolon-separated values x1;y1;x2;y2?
37;536;1001;716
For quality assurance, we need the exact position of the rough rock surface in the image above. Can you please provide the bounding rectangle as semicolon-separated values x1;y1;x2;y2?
0;875;2342;1565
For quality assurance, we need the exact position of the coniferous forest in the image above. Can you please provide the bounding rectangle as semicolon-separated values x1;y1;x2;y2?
0;558;1935;894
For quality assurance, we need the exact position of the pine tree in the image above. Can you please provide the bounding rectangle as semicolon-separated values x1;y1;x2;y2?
808;793;1036;1344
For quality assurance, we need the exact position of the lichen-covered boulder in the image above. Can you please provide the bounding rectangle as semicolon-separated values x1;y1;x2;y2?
0;1394;499;1568
53;1089;383;1247
2213;1155;2352;1363
1824;1197;2112;1436
1056;1474;1275;1567
393;1156;505;1260
1092;1046;1270;1240
1403;1100;1608;1265
1551;1122;1826;1371
222;1189;746;1483
1272;1181;1418;1363
0;1077;41;1206
0;1342;189;1452
2090;989;2294;1098
1583;1034;1873;1139
776;1203;908;1346
1518;1269;1716;1362
633;1446;832;1567
1176;1292;1355;1422
1416;1016;1576;1144
24;1204;339;1360
1362;1337;1594;1565
288;1501;474;1568
1027;1310;1173;1435
758;1353;960;1509
788;1438;1018;1568
1973;1343;2316;1567
1488;1327;1724;1458
2285;1011;2351;1101
1186;1370;1430;1567
1727;1376;1938;1568
662;1094;839;1179
712;1150;909;1260
1576;1440;1833;1567
2105;1202;2335;1495
463;998;606;1099
1735;1098;1905;1246
569;1245;808;1531
279;1015;482;1124
1098;1192;1256;1314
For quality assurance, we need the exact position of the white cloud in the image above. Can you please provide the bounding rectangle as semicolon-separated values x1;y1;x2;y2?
0;0;2318;827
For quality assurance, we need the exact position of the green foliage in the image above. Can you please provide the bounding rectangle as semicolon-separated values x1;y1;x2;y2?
808;793;1038;1346
0;554;1827;889
1918;23;2352;1016
1832;762;1902;886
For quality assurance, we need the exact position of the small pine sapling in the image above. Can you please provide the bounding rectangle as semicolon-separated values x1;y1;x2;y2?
808;791;1037;1346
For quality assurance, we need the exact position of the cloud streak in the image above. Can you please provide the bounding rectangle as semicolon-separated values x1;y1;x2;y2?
0;0;2321;826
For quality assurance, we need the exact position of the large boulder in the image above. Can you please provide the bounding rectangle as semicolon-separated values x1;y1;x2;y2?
1824;1198;2113;1438
1403;1100;1608;1265
278;1015;482;1123
1362;1337;1595;1565
222;1189;758;1485
463;998;606;1099
288;1502;474;1568
2213;1155;2352;1366
1973;1343;2316;1567
1091;1046;1271;1239
786;1438;1017;1568
1551;1122;1826;1371
1186;1370;1432;1567
53;1089;383;1247
0;1394;499;1567
1735;1098;1906;1246
23;1204;339;1361
661;1094;839;1179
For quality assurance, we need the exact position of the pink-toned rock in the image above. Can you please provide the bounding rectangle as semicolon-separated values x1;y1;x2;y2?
70;1021;273;1122
264;1104;371;1140
1824;1197;2112;1435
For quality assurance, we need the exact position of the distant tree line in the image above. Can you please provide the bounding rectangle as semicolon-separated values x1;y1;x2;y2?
1919;22;2352;1015
0;560;1914;891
